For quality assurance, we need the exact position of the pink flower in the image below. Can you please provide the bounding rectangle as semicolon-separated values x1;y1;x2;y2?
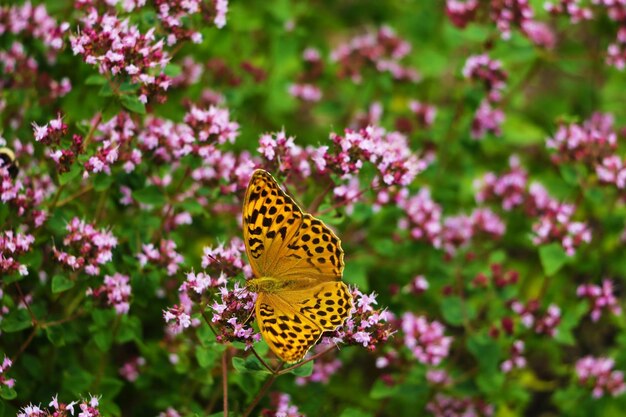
426;394;493;417
137;239;184;276
262;393;305;417
501;340;526;373
53;217;118;276
576;356;626;398
577;279;622;322
88;273;132;314
401;313;452;366
446;0;479;28
0;230;34;276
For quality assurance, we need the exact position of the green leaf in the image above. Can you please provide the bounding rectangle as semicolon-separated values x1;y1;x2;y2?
165;63;182;77
440;296;465;326
343;261;369;291
339;408;373;417
539;243;568;276
93;173;114;191
1;308;32;332
370;379;400;399
232;356;271;374
559;165;578;186
59;164;82;185
52;275;75;293
0;386;16;400
120;95;146;114
116;315;142;343
196;345;220;368
133;186;166;206
467;333;501;372
93;329;113;351
63;369;94;396
45;325;66;346
289;360;313;377
85;75;107;85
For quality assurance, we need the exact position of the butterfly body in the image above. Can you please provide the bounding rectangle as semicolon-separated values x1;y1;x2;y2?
243;169;353;363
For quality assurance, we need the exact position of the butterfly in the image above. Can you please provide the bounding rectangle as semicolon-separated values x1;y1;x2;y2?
0;147;19;179
243;169;353;363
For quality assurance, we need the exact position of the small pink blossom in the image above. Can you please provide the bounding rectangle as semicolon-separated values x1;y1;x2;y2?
576;356;626;398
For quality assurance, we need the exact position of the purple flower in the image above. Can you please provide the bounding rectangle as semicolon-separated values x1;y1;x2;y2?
401;313;452;366
261;393;305;417
577;279;622;322
0;356;15;388
87;273;132;315
137;239;184;276
576;356;626;398
0;230;34;276
426;394;493;417
53;217;118;276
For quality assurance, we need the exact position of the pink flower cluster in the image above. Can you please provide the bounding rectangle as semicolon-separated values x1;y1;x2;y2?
440;208;506;254
119;356;146;382
330;26;420;83
501;340;526;373
0;356;15;388
201;238;251;278
18;394;102;417
137;239;184;276
210;283;260;347
32;114;68;146
397;188;506;255
545;0;593;23
446;0;478;28
447;1;555;47
426;394;494;417
261;393;305;417
475;158;592;256
53;217;118;276
594;1;626;69
163;304;193;335
0;230;34;276
401;313;452;365
463;54;507;139
472;263;519;289
328;126;429;186
0;2;68;54
495;1;554;45
576;356;626;398
289;47;324;102
0;41;71;107
577;279;622;322
154;0;203;45
475;155;527;210
408;100;437;129
331;289;392;350
529;186;592;256
0;157;50;228
70;10;171;104
87;273;132;315
510;299;561;336
546;113;617;164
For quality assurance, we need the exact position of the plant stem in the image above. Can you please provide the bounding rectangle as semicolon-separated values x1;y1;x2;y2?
241;364;283;417
222;349;229;417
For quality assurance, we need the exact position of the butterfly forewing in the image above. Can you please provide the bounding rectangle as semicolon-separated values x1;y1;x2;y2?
243;170;304;277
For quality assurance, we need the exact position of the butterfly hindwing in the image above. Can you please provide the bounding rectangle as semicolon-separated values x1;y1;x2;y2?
256;292;323;363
